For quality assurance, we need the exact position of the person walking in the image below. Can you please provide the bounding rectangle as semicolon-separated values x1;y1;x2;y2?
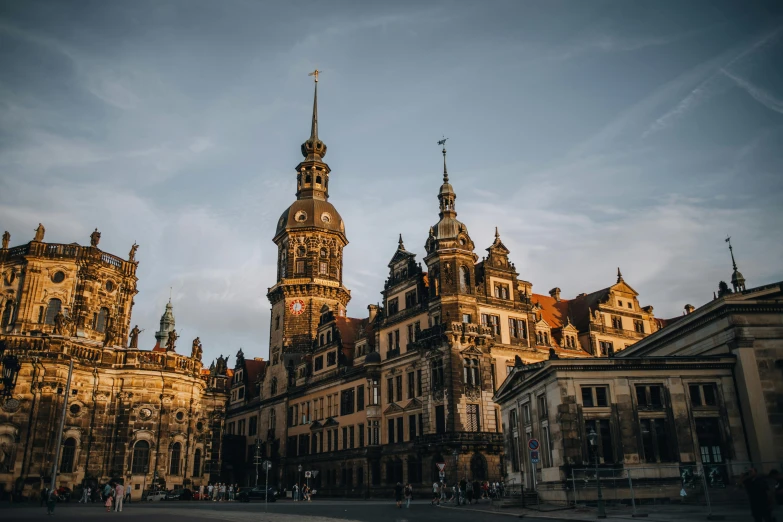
199;484;204;501
744;468;774;522
207;483;213;501
45;488;57;516
104;483;114;512
79;486;89;503
293;482;299;502
404;483;412;508
394;482;403;508
431;480;439;506
114;482;124;512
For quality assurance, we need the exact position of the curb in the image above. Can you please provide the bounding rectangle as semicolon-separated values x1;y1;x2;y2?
437;504;595;521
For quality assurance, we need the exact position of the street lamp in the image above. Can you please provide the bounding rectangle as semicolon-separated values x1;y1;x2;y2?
587;427;606;519
298;464;302;501
0;342;21;398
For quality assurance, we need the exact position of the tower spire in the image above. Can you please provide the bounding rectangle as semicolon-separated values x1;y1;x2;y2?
726;236;746;291
301;70;327;161
438;136;449;182
309;69;319;143
398;234;405;250
617;267;624;283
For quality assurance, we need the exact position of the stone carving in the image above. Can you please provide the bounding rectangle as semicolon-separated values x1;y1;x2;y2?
166;329;178;352
215;354;228;376
465;385;481;401
128;242;139;262
90;228;101;247
432;387;445;403
0;442;12;473
53;310;65;335
128;325;141;348
444;262;453;285
33;223;45;242
548;347;559;360
192;337;203;360
104;315;117;346
1;231;9;249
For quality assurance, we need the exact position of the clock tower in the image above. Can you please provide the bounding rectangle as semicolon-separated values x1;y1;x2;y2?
266;72;351;368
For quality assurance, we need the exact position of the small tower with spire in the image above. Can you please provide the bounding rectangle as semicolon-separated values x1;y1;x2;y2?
154;298;176;350
726;237;746;292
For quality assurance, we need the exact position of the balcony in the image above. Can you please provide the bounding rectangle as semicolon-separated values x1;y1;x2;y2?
415;431;505;447
591;324;646;339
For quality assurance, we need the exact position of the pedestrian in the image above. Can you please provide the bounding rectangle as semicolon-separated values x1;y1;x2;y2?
103;483;111;502
394;482;403;508
440;481;446;503
45;487;57;516
125;485;131;504
87;487;93;503
431;480;439;506
293;483;299;502
41;487;48;507
79;486;89;503
207;482;213;501
221;482;227;501
104;483;113;512
229;483;234;501
465;480;473;505
114;482;124;512
199;484;204;501
744;468;773;522
404;483;412;508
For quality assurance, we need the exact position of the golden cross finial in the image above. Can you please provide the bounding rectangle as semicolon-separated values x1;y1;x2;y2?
308;69;321;82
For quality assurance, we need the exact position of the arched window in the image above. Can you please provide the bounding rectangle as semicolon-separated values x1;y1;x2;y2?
459;266;470;294
316;175;322;185
463;358;480;386
169;442;181;475
279;249;287;278
270;409;276;430
131;440;150;474
470;452;487;480
270;378;278;396
193;448;202;477
44;298;62;325
320;334;325;346
305;173;312;184
327;331;332;344
60;438;76;473
1;301;13;327
95;307;109;333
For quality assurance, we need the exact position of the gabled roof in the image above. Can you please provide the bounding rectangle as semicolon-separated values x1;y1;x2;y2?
335;316;364;346
243;358;267;400
531;293;571;330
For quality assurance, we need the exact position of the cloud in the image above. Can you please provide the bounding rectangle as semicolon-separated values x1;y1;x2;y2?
721;68;783;115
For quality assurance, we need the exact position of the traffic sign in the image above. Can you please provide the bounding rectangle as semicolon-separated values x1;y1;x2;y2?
262;460;272;471
439;471;445;479
436;462;446;472
528;438;539;451
305;471;312;478
311;470;319;478
530;450;540;464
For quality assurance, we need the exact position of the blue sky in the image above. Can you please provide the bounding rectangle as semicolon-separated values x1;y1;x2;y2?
1;1;782;366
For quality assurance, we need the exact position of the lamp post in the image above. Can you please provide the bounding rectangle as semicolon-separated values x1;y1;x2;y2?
452;449;460;505
587;427;606;519
298;464;302;501
0;342;21;398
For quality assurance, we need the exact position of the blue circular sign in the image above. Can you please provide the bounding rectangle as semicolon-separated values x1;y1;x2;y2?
528;438;539;451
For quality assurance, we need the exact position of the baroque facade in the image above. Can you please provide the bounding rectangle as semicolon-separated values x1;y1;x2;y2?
223;77;663;494
0;229;228;499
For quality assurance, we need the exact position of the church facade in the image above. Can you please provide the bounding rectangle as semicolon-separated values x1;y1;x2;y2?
0;230;228;499
223;77;664;494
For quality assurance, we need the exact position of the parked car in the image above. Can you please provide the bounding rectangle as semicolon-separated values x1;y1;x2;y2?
165;489;185;500
146;490;167;501
56;486;72;503
237;486;278;502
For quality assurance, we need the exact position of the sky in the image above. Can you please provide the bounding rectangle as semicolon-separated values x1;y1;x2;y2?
1;1;782;367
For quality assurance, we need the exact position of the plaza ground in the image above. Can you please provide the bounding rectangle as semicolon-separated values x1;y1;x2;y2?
0;498;772;522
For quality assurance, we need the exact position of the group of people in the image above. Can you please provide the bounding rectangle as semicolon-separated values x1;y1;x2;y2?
393;482;414;508
42;482;126;516
292;483;313;501
743;468;782;522
198;483;238;501
430;479;505;506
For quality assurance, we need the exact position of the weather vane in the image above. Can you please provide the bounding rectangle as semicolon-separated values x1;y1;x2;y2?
308;69;321;82
437;136;448;148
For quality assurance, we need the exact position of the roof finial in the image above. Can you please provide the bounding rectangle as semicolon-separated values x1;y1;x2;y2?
437;136;448;182
725;236;737;271
495;226;500;240
725;236;746;292
617;267;623;283
307;69;321;141
169;286;172;302
398;233;405;250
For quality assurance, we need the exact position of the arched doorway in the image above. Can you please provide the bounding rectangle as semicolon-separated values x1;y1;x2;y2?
470;453;487;480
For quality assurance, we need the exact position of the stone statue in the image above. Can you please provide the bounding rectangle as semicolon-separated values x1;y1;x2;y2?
166;329;178;352
0;443;10;473
53;310;65;335
128;325;141;348
90;228;101;247
215;354;228;375
33;223;45;242
61;310;74;337
191;337;203;360
103;316;115;346
514;355;524;368
1;231;9;249
128;242;139;262
548;347;559;360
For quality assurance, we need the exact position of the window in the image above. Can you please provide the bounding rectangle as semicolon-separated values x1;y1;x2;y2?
541;424;553;468
509;318;527;340
342;427;348;450
340;388;355;416
193;448;201;476
611;316;622;329
537;395;548;418
387;378;394;403
435;405;446;434
319;261;328;275
522;403;531;425
1;301;13;328
358;424;365;447
349;425;355;448
640;418;672;463
481;314;500;335
494;284;510;299
295;259;305;274
327;395;334;417
689;383;718;406
388;419;395;444
387;332;393;353
45;298;62;325
509;410;520;472
463;358;480;386
270;378;277;395
388;298;399;315
407;324;414;344
170;442;182;475
418;413;423;436
60;438;76;473
695;417;723;463
238;419;246;435
357;385;365;411
327;351;336;366
466;404;480;432
585;419;614;464
395;375;402;402
635;385;664;409
249;416;258;436
462;313;472;323
416;369;423;396
407;372;415;399
131;440;150;474
396;417;404;442
634;320;644;333
599;340;613;355
582;386;609;408
394;330;400;350
409;415;417;440
315;355;324;371
459;266;471;293
405;290;417;309
431;359;444;388
370;378;380;405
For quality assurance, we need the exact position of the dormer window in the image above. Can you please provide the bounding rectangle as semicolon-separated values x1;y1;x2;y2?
494;284;510;299
387;298;399;316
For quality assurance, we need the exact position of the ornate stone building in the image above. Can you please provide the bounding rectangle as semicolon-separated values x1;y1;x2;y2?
223;76;663;495
0;230;228;499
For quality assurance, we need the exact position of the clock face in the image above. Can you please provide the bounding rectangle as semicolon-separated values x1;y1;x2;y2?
289;299;305;315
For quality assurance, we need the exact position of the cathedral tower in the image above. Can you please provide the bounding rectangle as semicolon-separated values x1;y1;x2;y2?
267;72;351;368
